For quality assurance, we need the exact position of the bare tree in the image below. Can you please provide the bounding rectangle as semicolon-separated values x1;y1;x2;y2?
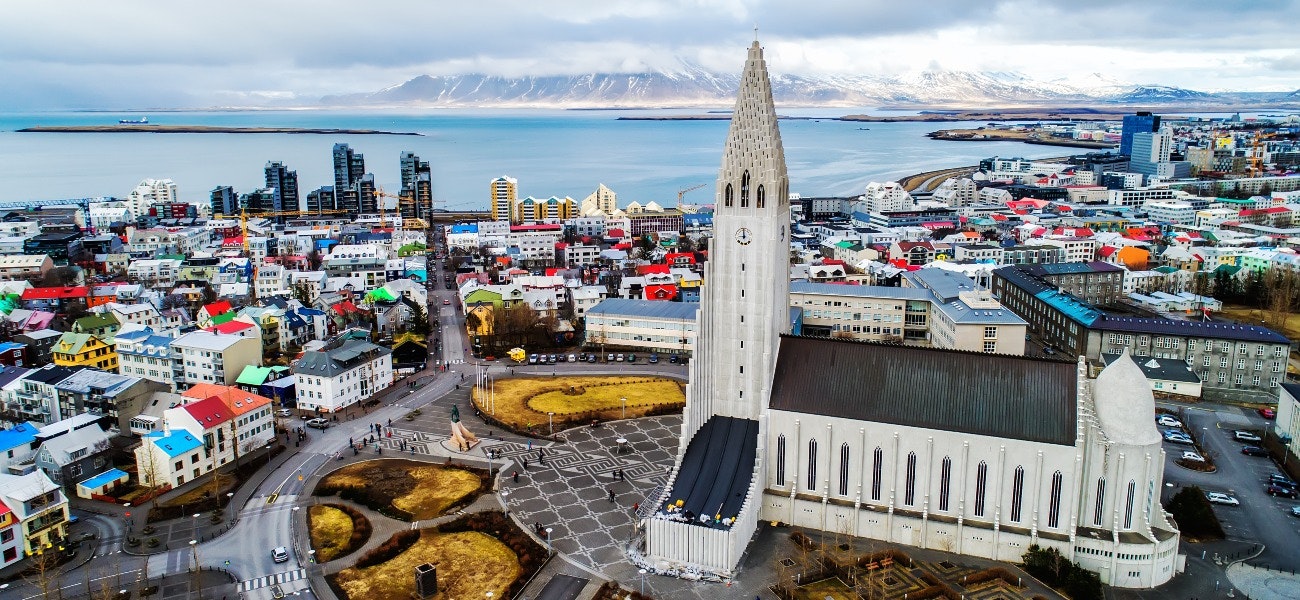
22;546;61;600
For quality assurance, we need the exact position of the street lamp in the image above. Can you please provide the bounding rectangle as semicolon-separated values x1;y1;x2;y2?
638;568;647;595
191;513;201;542
544;528;553;554
189;540;203;600
621;397;627;420
548;412;554;435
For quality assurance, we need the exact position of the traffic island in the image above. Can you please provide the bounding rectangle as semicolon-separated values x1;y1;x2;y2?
328;511;546;600
314;459;489;521
471;375;684;435
309;503;372;563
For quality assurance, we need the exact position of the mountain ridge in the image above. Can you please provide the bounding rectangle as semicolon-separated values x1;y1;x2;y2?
320;69;1300;109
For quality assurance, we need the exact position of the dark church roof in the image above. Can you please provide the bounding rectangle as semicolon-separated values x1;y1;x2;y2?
769;335;1078;446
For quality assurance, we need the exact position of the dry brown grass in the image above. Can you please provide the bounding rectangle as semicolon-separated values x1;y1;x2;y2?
472;376;683;429
393;466;482;520
308;505;353;562
333;530;519;600
1221;304;1300;346
159;473;235;507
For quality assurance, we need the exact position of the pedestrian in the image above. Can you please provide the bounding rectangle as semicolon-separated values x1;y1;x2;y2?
633;502;639;513
387;418;392;427
349;437;353;446
527;440;532;451
608;488;615;502
522;458;529;470
513;471;519;483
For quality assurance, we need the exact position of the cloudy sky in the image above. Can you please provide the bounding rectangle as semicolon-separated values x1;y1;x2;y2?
3;0;1298;110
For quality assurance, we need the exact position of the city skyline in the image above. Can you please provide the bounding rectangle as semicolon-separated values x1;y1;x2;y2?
3;0;1299;110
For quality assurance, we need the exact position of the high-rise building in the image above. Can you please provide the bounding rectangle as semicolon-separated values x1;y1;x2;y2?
1120;112;1161;157
263;161;300;213
332;144;365;191
489;176;518;222
306;186;336;214
357;174;377;214
400;151;433;219
210;186;238;217
1131;128;1191;183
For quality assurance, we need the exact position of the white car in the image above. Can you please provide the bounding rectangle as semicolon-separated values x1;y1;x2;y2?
1156;415;1182;428
1234;431;1262;443
1181;450;1206;463
272;546;289;563
1205;492;1239;506
275;408;292;417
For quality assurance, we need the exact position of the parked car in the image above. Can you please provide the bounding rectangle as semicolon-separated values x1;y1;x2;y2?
1268;474;1297;488
1163;430;1194;445
568;354;577;363
1268;484;1299;498
529;354;539;365
556;354;567;363
1234;431;1262;443
578;353;587;361
305;418;330;430
1242;446;1269;457
669;355;679;364
1181;450;1206;463
587;355;597;363
1205;492;1240;506
627;353;637;363
649;353;659;364
1291;506;1300;518
1156;415;1183;428
275;408;292;417
1259;407;1277;419
607;353;615;362
443;299;451;305
272;546;289;563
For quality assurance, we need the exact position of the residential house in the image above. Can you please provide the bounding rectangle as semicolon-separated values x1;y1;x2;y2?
14;330;60;365
52;333;117;371
291;338;393;413
0;255;53;282
0;343;27;368
20;286;88;314
114;328;175;389
169;330;262;391
0;497;21;567
5;366;77;425
180;384;275;457
32;424;112;490
71;313;120;341
0;471;69;556
0;422;40;473
55;369;163;433
133;428;205;489
196;301;233;328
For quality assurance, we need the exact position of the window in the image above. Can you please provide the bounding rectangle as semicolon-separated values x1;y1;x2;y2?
1124;480;1136;529
983;341;996;353
1010;466;1025;522
807;439;818;491
904;452;917;506
1048;471;1064;528
984;326;997;339
740;171;751;207
757;184;766;209
939;457;952;511
776;435;786;486
1235;374;1244;385
724;184;733;207
0;528;12;542
974;461;988;517
839;443;850;495
871;448;883;501
1094;478;1106;526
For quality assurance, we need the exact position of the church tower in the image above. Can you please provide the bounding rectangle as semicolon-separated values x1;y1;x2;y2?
644;40;788;578
682;40;791;435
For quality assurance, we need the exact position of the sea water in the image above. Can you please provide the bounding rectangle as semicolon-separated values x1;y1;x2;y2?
0;108;1068;208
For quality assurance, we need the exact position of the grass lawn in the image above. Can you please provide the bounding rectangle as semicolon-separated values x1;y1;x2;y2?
794;577;856;600
333;530;519;600
309;505;353;562
317;460;484;521
472;376;684;431
1221;304;1300;341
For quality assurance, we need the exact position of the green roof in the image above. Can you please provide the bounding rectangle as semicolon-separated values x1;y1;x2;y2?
1153;266;1179;274
210;312;236;325
365;288;397;303
1214;264;1242;276
55;332;96;354
74;312;119;332
236;365;273;386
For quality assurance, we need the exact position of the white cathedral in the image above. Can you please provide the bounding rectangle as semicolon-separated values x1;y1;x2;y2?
642;41;1183;589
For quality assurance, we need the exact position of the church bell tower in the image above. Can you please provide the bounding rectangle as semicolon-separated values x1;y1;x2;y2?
683;40;791;433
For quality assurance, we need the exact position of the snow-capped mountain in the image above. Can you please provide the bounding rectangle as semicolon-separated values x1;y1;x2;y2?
320;67;1294;108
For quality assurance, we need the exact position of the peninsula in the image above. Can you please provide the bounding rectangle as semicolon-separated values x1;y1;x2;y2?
926;127;1117;149
16;125;421;135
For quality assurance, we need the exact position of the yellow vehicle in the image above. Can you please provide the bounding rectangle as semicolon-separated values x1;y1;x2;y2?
508;347;527;363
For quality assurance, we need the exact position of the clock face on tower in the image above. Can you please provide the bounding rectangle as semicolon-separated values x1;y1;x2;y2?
735;227;752;245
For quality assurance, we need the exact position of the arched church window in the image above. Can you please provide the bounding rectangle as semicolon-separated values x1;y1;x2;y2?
775;435;786;486
807;439;818;491
974;461;988;517
871;447;883;501
1093;478;1106;526
1010;466;1025;522
1048;471;1064;528
838;443;850;496
904;452;917;506
939;457;952;511
1124;480;1136;529
741;171;751;207
757;184;766;209
725;183;734;208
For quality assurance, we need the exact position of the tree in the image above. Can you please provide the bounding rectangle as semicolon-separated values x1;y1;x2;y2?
39;265;81;288
465;311;483;335
22;546;62;600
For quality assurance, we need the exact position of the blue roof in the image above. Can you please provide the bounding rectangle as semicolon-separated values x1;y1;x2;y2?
298;308;324;316
79;468;129;490
586;298;699;321
113;328;153;342
0;422;40;452
450;224;478;234
1035;289;1104;326
147;430;203;458
0;342;25;353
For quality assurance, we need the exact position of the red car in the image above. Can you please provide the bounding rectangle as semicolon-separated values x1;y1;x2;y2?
1259;407;1277;419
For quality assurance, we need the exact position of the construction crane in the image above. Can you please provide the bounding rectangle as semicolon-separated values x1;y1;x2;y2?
374;187;412;229
1248;131;1277;178
677;183;707;204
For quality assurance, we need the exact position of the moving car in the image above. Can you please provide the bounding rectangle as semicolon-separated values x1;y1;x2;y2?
1259;407;1277;419
1205;492;1240;506
443;299;451;305
305;418;330;430
272;546;289;563
1156;415;1183;428
1234;431;1262;443
1241;446;1269;457
1181;450;1206;463
275;408;292;417
1267;484;1299;498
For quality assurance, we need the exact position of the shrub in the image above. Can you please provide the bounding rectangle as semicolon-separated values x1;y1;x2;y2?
353;529;420;569
1021;545;1102;600
1165;486;1225;540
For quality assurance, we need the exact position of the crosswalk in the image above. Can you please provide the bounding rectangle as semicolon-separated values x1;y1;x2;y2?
239;568;307;591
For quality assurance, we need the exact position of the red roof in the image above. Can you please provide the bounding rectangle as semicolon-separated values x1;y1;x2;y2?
1098;246;1118;258
664;252;696;265
331;301;361;315
509;224;562;232
22;286;89;300
643;283;678;301
181;396;234;429
553;242;568;249
607;229;627;238
637;264;671;275
202;301;232;317
613;242;632;250
821;259;846;266
204;321;255;334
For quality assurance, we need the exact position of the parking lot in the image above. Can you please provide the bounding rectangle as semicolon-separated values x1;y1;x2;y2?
1159;404;1300;570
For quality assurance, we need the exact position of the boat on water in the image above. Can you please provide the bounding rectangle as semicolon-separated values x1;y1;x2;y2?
118;116;148;124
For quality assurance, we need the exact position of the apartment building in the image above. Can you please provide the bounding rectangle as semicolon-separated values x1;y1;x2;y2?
583;299;699;356
169;330;262;391
291;339;393;413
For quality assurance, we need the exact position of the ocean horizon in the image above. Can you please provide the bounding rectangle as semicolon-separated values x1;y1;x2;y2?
0;108;1080;209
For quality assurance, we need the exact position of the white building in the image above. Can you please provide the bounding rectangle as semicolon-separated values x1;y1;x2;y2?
291;338;393;413
858;181;915;213
1145;201;1196;225
169;330;262;391
641;41;1180;589
0;470;69;557
115;328;176;388
255;264;290;299
583;298;698;356
124;179;179;220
